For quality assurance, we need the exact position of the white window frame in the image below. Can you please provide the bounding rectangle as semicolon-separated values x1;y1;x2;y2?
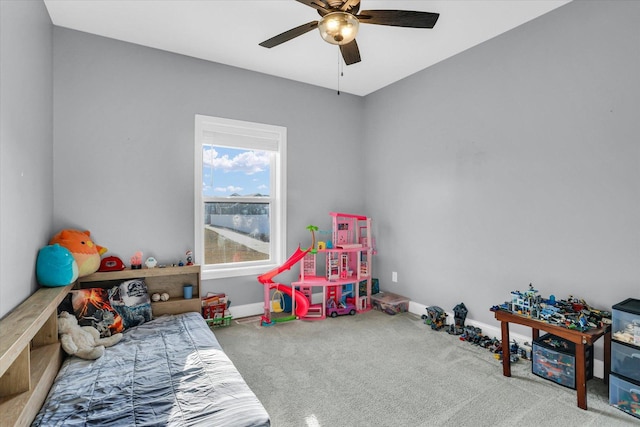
195;115;287;280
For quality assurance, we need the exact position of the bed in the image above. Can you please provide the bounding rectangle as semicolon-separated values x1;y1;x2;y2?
0;280;269;427
33;312;270;426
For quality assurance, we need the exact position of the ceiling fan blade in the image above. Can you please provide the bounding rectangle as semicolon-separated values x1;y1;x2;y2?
357;10;440;28
340;40;361;66
295;0;330;14
259;21;319;48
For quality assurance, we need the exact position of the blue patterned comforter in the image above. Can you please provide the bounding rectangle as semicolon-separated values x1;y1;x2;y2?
33;312;270;426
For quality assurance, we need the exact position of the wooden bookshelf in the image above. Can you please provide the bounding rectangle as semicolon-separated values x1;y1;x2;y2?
77;265;201;317
0;284;73;427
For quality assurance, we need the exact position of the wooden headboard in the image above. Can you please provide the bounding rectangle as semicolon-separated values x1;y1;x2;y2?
0;265;201;426
0;284;73;427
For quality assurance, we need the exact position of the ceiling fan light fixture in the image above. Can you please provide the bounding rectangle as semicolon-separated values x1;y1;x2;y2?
318;11;359;45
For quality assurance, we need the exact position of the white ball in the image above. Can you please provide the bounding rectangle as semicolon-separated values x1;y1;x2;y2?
160;292;170;301
151;293;161;302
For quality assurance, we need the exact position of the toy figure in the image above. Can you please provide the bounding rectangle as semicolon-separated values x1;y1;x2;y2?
185;250;193;266
448;302;467;335
130;251;143;269
423;306;447;330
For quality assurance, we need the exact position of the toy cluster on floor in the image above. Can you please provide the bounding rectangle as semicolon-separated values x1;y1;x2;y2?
422;302;528;364
424;284;613;366
258;212;376;326
425;291;640;419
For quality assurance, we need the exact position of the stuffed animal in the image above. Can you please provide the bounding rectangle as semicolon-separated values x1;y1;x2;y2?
36;244;79;287
50;229;107;277
57;311;122;360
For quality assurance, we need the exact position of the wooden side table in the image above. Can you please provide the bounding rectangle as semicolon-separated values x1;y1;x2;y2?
492;309;611;410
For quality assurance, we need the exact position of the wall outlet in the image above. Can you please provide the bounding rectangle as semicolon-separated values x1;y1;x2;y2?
392;271;398;283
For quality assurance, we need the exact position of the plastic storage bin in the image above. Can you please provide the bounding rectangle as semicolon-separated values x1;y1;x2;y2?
612;340;640;383
612;298;640;346
206;316;232;329
532;333;593;389
609;373;640;419
371;292;409;314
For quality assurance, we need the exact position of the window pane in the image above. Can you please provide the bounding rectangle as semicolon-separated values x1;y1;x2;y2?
204;202;270;265
202;146;270;198
196;115;285;279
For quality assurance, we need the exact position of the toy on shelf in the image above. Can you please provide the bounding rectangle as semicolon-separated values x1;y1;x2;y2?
130;251;143;269
99;256;126;272
49;229;107;277
36;244;79;287
258;212;375;325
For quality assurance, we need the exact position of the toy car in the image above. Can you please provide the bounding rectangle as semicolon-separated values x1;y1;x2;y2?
327;302;356;317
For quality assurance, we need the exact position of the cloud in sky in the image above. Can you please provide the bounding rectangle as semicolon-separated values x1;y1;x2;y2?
202;146;270;197
203;147;269;175
213;185;243;193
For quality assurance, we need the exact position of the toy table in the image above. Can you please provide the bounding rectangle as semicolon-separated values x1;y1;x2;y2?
492;309;611;410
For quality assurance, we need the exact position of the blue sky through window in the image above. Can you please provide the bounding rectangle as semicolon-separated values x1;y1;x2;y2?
202;146;270;197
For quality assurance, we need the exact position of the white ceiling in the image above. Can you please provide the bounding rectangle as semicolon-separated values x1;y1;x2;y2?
43;0;571;96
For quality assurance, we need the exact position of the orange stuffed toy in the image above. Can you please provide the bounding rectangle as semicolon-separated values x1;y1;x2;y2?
49;230;107;277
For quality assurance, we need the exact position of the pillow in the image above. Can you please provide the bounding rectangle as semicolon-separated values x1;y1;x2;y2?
108;279;153;330
69;288;124;337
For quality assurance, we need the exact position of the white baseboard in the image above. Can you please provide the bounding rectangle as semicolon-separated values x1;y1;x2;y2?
230;293;326;319
229;302;264;319
232;299;605;379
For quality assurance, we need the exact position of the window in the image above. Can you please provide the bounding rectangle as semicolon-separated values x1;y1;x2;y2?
195;115;286;280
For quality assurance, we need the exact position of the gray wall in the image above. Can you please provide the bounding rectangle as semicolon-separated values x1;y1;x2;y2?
364;0;639;330
2;0;637;323
0;1;53;318
52;28;365;305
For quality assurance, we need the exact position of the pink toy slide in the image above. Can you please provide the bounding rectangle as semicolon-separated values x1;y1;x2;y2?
259;246;310;317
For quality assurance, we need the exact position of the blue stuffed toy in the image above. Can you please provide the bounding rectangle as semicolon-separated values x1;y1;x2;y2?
36;244;79;287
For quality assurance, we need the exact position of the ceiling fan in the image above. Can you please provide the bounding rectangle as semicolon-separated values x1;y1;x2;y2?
259;0;440;66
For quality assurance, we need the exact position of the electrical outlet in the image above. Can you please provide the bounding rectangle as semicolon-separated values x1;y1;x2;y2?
392;271;398;283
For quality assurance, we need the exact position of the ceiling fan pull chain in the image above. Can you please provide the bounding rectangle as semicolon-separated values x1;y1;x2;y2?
337;49;341;95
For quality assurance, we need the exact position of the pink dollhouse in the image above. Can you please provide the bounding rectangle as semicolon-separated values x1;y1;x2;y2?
259;212;374;325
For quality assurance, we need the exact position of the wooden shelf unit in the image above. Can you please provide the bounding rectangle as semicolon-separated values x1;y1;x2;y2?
0;283;74;427
77;265;201;317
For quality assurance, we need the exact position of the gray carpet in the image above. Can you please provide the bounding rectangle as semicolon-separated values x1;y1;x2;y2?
214;310;638;427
